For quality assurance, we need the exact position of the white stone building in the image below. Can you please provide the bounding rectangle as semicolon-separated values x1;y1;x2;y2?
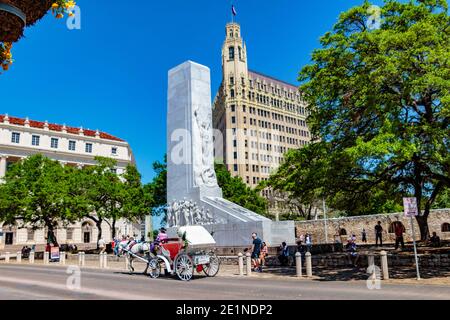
0;114;142;249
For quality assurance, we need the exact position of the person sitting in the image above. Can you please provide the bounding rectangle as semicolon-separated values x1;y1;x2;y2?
156;227;169;244
429;232;441;248
346;239;359;267
278;242;290;266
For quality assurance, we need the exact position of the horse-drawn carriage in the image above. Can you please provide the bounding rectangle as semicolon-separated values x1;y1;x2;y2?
119;226;220;281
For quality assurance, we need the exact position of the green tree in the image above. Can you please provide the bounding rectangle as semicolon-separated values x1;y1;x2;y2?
296;0;449;239
119;164;153;239
265;145;329;221
433;187;450;208
0;155;86;245
79;157;151;246
144;155;167;230
79;157;119;247
215;163;268;216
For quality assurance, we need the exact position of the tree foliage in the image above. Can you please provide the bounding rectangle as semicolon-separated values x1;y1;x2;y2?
0;154;151;247
270;0;449;239
215;163;268;216
0;155;85;245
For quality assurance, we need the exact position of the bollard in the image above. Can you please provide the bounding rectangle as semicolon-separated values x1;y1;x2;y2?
103;253;108;269
44;252;49;265
305;252;312;277
380;251;389;280
59;252;66;265
295;252;302;277
368;253;375;268
99;253;104;268
29;251;35;264
78;252;85;267
238;253;244;276
5;252;10;263
245;252;252;276
16;252;22;264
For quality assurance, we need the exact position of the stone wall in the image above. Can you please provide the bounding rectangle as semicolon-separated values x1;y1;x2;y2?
295;209;450;244
218;253;450;269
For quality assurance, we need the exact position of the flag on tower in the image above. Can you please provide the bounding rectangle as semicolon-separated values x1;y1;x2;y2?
232;5;237;16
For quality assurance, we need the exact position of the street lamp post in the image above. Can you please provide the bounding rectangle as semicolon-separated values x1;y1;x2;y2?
323;198;328;244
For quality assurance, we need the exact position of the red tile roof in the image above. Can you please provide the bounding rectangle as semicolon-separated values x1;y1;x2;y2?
0;114;125;142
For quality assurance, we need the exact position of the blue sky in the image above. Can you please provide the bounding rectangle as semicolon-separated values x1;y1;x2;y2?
0;0;384;184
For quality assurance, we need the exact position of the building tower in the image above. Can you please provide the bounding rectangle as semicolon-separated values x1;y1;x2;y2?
213;21;312;217
214;23;249;176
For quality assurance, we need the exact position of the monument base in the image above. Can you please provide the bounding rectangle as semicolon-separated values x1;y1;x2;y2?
168;220;296;247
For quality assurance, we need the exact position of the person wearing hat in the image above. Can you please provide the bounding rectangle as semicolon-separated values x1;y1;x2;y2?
156;227;168;244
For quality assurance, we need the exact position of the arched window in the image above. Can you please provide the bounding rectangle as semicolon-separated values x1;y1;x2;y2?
82;221;93;243
389;221;405;233
339;228;347;236
442;223;450;232
239;47;242;60
229;46;235;60
230;89;235;98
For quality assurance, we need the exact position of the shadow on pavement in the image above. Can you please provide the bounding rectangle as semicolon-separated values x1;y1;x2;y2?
256;265;450;282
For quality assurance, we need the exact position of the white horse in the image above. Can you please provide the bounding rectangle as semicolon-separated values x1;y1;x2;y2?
117;241;153;274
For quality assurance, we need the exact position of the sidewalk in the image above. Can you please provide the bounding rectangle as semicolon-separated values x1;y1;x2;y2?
1;257;449;286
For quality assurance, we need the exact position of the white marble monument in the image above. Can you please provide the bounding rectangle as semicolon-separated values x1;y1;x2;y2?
166;61;295;246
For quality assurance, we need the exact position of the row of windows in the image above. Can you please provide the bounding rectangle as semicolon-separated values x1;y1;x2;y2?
229;127;310;147
247;78;301;102
230;147;286;165
232;115;309;138
232;144;290;159
229;87;306;116
10;132;117;155
231;104;308;127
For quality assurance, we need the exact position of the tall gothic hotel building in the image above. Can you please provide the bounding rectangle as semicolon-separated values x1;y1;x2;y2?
213;23;312;217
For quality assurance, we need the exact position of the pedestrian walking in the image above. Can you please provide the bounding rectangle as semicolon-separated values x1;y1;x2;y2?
375;221;383;247
251;232;263;272
394;222;405;250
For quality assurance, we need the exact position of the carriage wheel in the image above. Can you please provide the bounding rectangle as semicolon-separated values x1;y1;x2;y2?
148;258;161;279
203;253;220;277
174;253;194;281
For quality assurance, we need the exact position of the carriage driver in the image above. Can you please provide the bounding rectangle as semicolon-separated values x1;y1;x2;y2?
156;227;169;243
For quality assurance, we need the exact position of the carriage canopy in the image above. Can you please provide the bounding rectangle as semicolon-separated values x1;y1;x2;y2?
178;226;216;247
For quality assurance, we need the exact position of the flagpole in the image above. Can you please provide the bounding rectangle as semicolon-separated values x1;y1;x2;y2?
231;0;234;23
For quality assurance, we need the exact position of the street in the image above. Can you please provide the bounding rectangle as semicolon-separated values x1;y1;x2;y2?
0;264;448;300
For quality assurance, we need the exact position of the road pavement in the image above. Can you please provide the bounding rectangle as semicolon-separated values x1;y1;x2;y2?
0;264;448;300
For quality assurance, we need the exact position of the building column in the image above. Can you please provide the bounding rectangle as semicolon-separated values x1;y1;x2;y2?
0;156;8;179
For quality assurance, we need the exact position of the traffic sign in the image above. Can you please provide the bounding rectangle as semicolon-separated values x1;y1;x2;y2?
403;197;418;217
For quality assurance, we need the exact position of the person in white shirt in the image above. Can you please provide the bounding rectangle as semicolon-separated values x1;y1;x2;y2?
98;237;106;254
